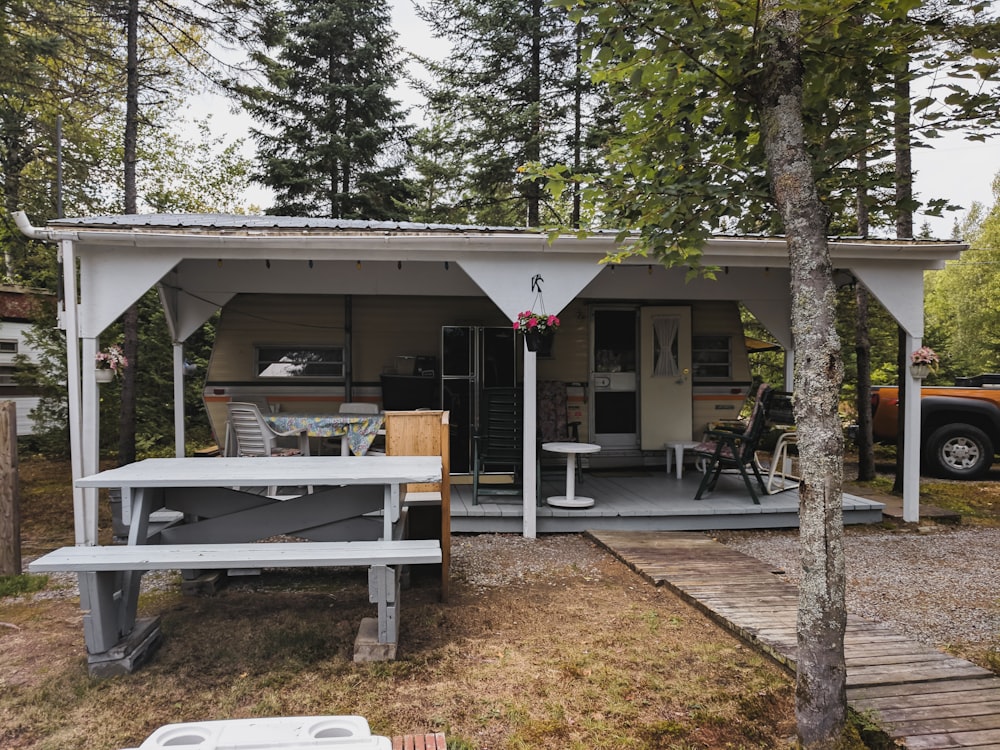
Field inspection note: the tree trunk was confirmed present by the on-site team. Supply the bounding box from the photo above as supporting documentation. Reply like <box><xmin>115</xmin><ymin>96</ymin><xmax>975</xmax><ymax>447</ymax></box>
<box><xmin>571</xmin><ymin>21</ymin><xmax>583</xmax><ymax>229</ymax></box>
<box><xmin>855</xmin><ymin>147</ymin><xmax>875</xmax><ymax>481</ymax></box>
<box><xmin>757</xmin><ymin>2</ymin><xmax>847</xmax><ymax>745</ymax></box>
<box><xmin>525</xmin><ymin>0</ymin><xmax>542</xmax><ymax>227</ymax></box>
<box><xmin>118</xmin><ymin>0</ymin><xmax>140</xmax><ymax>466</ymax></box>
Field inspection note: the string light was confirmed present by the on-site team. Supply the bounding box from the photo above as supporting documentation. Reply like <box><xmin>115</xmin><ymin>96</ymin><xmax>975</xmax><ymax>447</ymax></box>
<box><xmin>444</xmin><ymin>261</ymin><xmax>449</xmax><ymax>270</ymax></box>
<box><xmin>308</xmin><ymin>260</ymin><xmax>314</xmax><ymax>268</ymax></box>
<box><xmin>397</xmin><ymin>261</ymin><xmax>402</xmax><ymax>270</ymax></box>
<box><xmin>648</xmin><ymin>264</ymin><xmax>653</xmax><ymax>275</ymax></box>
<box><xmin>356</xmin><ymin>260</ymin><xmax>362</xmax><ymax>270</ymax></box>
<box><xmin>265</xmin><ymin>259</ymin><xmax>270</xmax><ymax>269</ymax></box>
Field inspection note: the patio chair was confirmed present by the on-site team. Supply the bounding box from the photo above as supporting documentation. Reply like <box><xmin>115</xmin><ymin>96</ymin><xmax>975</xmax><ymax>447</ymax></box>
<box><xmin>693</xmin><ymin>384</ymin><xmax>773</xmax><ymax>504</ymax></box>
<box><xmin>537</xmin><ymin>380</ymin><xmax>582</xmax><ymax>482</ymax></box>
<box><xmin>472</xmin><ymin>387</ymin><xmax>541</xmax><ymax>505</ymax></box>
<box><xmin>225</xmin><ymin>401</ymin><xmax>311</xmax><ymax>495</ymax></box>
<box><xmin>761</xmin><ymin>391</ymin><xmax>799</xmax><ymax>493</ymax></box>
<box><xmin>225</xmin><ymin>401</ymin><xmax>311</xmax><ymax>457</ymax></box>
<box><xmin>537</xmin><ymin>380</ymin><xmax>580</xmax><ymax>443</ymax></box>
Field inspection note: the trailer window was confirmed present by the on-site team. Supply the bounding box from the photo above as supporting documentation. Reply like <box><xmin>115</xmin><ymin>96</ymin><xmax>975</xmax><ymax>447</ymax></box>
<box><xmin>692</xmin><ymin>335</ymin><xmax>731</xmax><ymax>379</ymax></box>
<box><xmin>255</xmin><ymin>346</ymin><xmax>344</xmax><ymax>380</ymax></box>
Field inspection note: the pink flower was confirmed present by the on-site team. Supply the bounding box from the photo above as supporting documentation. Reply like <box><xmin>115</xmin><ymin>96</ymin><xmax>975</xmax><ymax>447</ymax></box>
<box><xmin>513</xmin><ymin>309</ymin><xmax>560</xmax><ymax>334</ymax></box>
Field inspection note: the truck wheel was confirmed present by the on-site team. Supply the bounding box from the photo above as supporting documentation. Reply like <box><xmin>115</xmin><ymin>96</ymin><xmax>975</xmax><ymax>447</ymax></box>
<box><xmin>923</xmin><ymin>424</ymin><xmax>994</xmax><ymax>479</ymax></box>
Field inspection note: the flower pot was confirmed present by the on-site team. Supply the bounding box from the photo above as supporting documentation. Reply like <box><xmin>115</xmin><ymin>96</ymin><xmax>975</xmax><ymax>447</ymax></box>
<box><xmin>523</xmin><ymin>331</ymin><xmax>548</xmax><ymax>352</ymax></box>
<box><xmin>910</xmin><ymin>363</ymin><xmax>930</xmax><ymax>379</ymax></box>
<box><xmin>95</xmin><ymin>368</ymin><xmax>115</xmax><ymax>383</ymax></box>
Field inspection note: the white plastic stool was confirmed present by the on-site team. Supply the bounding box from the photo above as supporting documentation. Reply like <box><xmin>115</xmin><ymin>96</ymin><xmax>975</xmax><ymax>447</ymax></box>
<box><xmin>664</xmin><ymin>440</ymin><xmax>701</xmax><ymax>479</ymax></box>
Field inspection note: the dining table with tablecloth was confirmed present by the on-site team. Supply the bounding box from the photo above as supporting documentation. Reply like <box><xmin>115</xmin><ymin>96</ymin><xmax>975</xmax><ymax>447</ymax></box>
<box><xmin>264</xmin><ymin>412</ymin><xmax>384</xmax><ymax>456</ymax></box>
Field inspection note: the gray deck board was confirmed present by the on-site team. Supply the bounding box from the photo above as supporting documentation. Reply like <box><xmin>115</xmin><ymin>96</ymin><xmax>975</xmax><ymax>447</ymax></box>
<box><xmin>587</xmin><ymin>530</ymin><xmax>1000</xmax><ymax>748</ymax></box>
<box><xmin>449</xmin><ymin>470</ymin><xmax>883</xmax><ymax>532</ymax></box>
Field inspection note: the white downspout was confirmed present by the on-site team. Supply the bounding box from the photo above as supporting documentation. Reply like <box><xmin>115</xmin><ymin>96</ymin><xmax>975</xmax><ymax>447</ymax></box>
<box><xmin>523</xmin><ymin>346</ymin><xmax>537</xmax><ymax>539</ymax></box>
<box><xmin>173</xmin><ymin>342</ymin><xmax>185</xmax><ymax>457</ymax></box>
<box><xmin>903</xmin><ymin>334</ymin><xmax>922</xmax><ymax>523</ymax></box>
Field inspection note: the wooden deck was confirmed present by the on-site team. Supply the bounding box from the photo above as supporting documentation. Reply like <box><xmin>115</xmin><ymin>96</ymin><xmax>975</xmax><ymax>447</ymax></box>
<box><xmin>450</xmin><ymin>468</ymin><xmax>884</xmax><ymax>533</ymax></box>
<box><xmin>587</xmin><ymin>530</ymin><xmax>1000</xmax><ymax>748</ymax></box>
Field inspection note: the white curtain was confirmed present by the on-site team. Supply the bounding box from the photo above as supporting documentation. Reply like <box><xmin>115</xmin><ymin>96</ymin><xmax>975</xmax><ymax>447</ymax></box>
<box><xmin>653</xmin><ymin>316</ymin><xmax>679</xmax><ymax>377</ymax></box>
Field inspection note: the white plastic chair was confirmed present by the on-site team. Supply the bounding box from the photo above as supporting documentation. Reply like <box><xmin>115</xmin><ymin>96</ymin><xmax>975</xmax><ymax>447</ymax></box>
<box><xmin>224</xmin><ymin>402</ymin><xmax>311</xmax><ymax>495</ymax></box>
<box><xmin>225</xmin><ymin>402</ymin><xmax>311</xmax><ymax>457</ymax></box>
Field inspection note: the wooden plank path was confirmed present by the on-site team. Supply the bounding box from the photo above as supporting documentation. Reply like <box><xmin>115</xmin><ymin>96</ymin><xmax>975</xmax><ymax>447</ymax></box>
<box><xmin>587</xmin><ymin>530</ymin><xmax>1000</xmax><ymax>749</ymax></box>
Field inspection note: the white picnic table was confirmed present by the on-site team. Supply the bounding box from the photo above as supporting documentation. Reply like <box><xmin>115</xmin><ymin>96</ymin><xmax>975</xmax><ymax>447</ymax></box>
<box><xmin>32</xmin><ymin>455</ymin><xmax>443</xmax><ymax>673</ymax></box>
<box><xmin>80</xmin><ymin>456</ymin><xmax>439</xmax><ymax>540</ymax></box>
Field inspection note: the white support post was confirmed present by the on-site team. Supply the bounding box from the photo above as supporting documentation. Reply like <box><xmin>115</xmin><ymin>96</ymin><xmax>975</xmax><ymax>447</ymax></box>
<box><xmin>903</xmin><ymin>334</ymin><xmax>922</xmax><ymax>523</ymax></box>
<box><xmin>522</xmin><ymin>346</ymin><xmax>537</xmax><ymax>539</ymax></box>
<box><xmin>81</xmin><ymin>337</ymin><xmax>100</xmax><ymax>545</ymax></box>
<box><xmin>61</xmin><ymin>240</ymin><xmax>89</xmax><ymax>546</ymax></box>
<box><xmin>784</xmin><ymin>349</ymin><xmax>795</xmax><ymax>393</ymax></box>
<box><xmin>173</xmin><ymin>342</ymin><xmax>185</xmax><ymax>457</ymax></box>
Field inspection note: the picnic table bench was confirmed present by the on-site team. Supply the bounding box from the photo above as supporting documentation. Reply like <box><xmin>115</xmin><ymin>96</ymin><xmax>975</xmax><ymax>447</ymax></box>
<box><xmin>31</xmin><ymin>456</ymin><xmax>443</xmax><ymax>676</ymax></box>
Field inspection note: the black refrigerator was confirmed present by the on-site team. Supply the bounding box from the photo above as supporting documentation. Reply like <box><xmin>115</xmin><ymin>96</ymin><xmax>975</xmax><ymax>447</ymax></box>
<box><xmin>441</xmin><ymin>326</ymin><xmax>518</xmax><ymax>473</ymax></box>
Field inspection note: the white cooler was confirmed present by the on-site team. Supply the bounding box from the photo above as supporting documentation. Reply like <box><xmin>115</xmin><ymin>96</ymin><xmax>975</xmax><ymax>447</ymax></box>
<box><xmin>124</xmin><ymin>716</ymin><xmax>391</xmax><ymax>750</ymax></box>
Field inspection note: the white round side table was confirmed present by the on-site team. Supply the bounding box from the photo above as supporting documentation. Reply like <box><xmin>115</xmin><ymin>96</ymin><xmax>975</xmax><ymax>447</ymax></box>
<box><xmin>542</xmin><ymin>441</ymin><xmax>602</xmax><ymax>508</ymax></box>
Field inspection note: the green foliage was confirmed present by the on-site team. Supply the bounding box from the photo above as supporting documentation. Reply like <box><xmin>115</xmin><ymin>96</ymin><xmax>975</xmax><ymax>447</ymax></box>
<box><xmin>139</xmin><ymin>120</ymin><xmax>255</xmax><ymax>214</ymax></box>
<box><xmin>527</xmin><ymin>0</ymin><xmax>999</xmax><ymax>267</ymax></box>
<box><xmin>836</xmin><ymin>287</ymin><xmax>901</xmax><ymax>399</ymax></box>
<box><xmin>416</xmin><ymin>0</ymin><xmax>604</xmax><ymax>226</ymax></box>
<box><xmin>405</xmin><ymin>117</ymin><xmax>471</xmax><ymax>223</ymax></box>
<box><xmin>925</xmin><ymin>174</ymin><xmax>1000</xmax><ymax>377</ymax></box>
<box><xmin>241</xmin><ymin>0</ymin><xmax>415</xmax><ymax>219</ymax></box>
<box><xmin>0</xmin><ymin>574</ymin><xmax>48</xmax><ymax>598</ymax></box>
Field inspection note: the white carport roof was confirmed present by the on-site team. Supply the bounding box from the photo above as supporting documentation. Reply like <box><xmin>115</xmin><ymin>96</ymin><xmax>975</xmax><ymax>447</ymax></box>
<box><xmin>14</xmin><ymin>212</ymin><xmax>966</xmax><ymax>537</ymax></box>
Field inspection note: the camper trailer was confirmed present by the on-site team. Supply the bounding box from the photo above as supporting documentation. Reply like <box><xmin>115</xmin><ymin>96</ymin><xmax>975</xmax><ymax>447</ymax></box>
<box><xmin>202</xmin><ymin>293</ymin><xmax>759</xmax><ymax>471</ymax></box>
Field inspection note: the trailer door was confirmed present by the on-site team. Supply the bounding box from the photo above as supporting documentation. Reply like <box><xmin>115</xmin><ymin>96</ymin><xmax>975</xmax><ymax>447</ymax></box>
<box><xmin>639</xmin><ymin>306</ymin><xmax>693</xmax><ymax>449</ymax></box>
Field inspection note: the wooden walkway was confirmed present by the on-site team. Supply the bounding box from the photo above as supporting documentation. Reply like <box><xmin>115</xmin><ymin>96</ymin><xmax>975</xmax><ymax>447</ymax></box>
<box><xmin>587</xmin><ymin>530</ymin><xmax>1000</xmax><ymax>749</ymax></box>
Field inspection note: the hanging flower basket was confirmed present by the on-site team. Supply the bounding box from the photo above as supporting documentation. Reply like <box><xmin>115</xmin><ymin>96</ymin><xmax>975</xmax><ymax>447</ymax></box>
<box><xmin>909</xmin><ymin>346</ymin><xmax>938</xmax><ymax>379</ymax></box>
<box><xmin>95</xmin><ymin>344</ymin><xmax>128</xmax><ymax>382</ymax></box>
<box><xmin>513</xmin><ymin>310</ymin><xmax>560</xmax><ymax>352</ymax></box>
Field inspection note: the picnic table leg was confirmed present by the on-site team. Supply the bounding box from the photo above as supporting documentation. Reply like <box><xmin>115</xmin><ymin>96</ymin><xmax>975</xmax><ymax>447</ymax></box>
<box><xmin>79</xmin><ymin>570</ymin><xmax>124</xmax><ymax>654</ymax></box>
<box><xmin>383</xmin><ymin>483</ymin><xmax>402</xmax><ymax>540</ymax></box>
<box><xmin>120</xmin><ymin>486</ymin><xmax>160</xmax><ymax>629</ymax></box>
<box><xmin>368</xmin><ymin>564</ymin><xmax>400</xmax><ymax>644</ymax></box>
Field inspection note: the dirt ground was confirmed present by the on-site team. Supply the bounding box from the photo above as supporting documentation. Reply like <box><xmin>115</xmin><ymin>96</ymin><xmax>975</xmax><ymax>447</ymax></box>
<box><xmin>3</xmin><ymin>458</ymin><xmax>802</xmax><ymax>749</ymax></box>
<box><xmin>5</xmin><ymin>454</ymin><xmax>997</xmax><ymax>749</ymax></box>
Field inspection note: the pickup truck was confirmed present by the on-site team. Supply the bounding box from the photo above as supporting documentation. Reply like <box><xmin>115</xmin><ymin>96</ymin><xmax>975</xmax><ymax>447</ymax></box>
<box><xmin>870</xmin><ymin>374</ymin><xmax>1000</xmax><ymax>480</ymax></box>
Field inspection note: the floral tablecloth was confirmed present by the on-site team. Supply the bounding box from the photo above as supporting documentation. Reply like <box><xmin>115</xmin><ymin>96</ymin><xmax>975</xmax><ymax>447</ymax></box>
<box><xmin>264</xmin><ymin>413</ymin><xmax>384</xmax><ymax>456</ymax></box>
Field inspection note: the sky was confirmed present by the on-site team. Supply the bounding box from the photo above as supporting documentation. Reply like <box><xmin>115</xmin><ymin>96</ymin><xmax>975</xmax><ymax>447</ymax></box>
<box><xmin>183</xmin><ymin>0</ymin><xmax>1000</xmax><ymax>240</ymax></box>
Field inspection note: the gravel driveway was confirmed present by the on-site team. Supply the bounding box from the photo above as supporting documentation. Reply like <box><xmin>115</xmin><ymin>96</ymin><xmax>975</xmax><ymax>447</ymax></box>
<box><xmin>720</xmin><ymin>526</ymin><xmax>1000</xmax><ymax>650</ymax></box>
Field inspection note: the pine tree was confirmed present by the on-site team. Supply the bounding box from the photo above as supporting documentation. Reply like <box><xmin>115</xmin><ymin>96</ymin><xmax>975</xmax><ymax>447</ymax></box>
<box><xmin>243</xmin><ymin>0</ymin><xmax>414</xmax><ymax>219</ymax></box>
<box><xmin>417</xmin><ymin>0</ymin><xmax>595</xmax><ymax>226</ymax></box>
